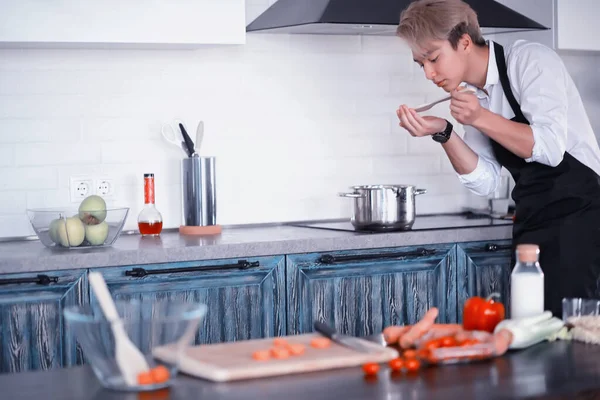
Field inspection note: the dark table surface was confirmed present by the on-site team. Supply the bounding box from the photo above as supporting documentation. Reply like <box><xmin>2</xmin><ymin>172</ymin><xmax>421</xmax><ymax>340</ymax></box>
<box><xmin>2</xmin><ymin>341</ymin><xmax>600</xmax><ymax>400</ymax></box>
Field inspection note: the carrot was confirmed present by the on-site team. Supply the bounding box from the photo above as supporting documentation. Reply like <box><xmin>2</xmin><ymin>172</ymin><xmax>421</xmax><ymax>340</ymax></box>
<box><xmin>150</xmin><ymin>365</ymin><xmax>170</xmax><ymax>384</ymax></box>
<box><xmin>400</xmin><ymin>308</ymin><xmax>439</xmax><ymax>349</ymax></box>
<box><xmin>287</xmin><ymin>343</ymin><xmax>306</xmax><ymax>355</ymax></box>
<box><xmin>137</xmin><ymin>371</ymin><xmax>153</xmax><ymax>385</ymax></box>
<box><xmin>252</xmin><ymin>350</ymin><xmax>271</xmax><ymax>361</ymax></box>
<box><xmin>310</xmin><ymin>337</ymin><xmax>332</xmax><ymax>349</ymax></box>
<box><xmin>270</xmin><ymin>347</ymin><xmax>291</xmax><ymax>359</ymax></box>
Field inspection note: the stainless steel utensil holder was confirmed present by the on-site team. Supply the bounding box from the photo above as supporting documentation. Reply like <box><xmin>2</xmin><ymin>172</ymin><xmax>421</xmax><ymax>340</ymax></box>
<box><xmin>182</xmin><ymin>156</ymin><xmax>216</xmax><ymax>226</ymax></box>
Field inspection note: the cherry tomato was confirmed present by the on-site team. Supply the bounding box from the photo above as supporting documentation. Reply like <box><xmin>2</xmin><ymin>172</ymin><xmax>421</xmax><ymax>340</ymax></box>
<box><xmin>462</xmin><ymin>294</ymin><xmax>505</xmax><ymax>333</ymax></box>
<box><xmin>403</xmin><ymin>349</ymin><xmax>417</xmax><ymax>359</ymax></box>
<box><xmin>388</xmin><ymin>358</ymin><xmax>404</xmax><ymax>371</ymax></box>
<box><xmin>424</xmin><ymin>338</ymin><xmax>442</xmax><ymax>351</ymax></box>
<box><xmin>362</xmin><ymin>362</ymin><xmax>380</xmax><ymax>375</ymax></box>
<box><xmin>405</xmin><ymin>358</ymin><xmax>421</xmax><ymax>372</ymax></box>
<box><xmin>440</xmin><ymin>335</ymin><xmax>458</xmax><ymax>347</ymax></box>
<box><xmin>416</xmin><ymin>348</ymin><xmax>431</xmax><ymax>360</ymax></box>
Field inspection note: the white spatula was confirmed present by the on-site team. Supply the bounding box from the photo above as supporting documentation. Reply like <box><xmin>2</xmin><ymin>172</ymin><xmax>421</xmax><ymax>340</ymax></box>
<box><xmin>88</xmin><ymin>271</ymin><xmax>150</xmax><ymax>387</ymax></box>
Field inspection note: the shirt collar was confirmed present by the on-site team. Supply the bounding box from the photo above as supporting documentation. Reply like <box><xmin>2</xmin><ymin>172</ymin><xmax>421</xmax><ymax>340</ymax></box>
<box><xmin>460</xmin><ymin>40</ymin><xmax>499</xmax><ymax>96</ymax></box>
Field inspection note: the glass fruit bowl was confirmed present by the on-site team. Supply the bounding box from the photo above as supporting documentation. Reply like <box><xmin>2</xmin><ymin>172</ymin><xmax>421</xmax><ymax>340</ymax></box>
<box><xmin>63</xmin><ymin>299</ymin><xmax>207</xmax><ymax>392</ymax></box>
<box><xmin>26</xmin><ymin>206</ymin><xmax>129</xmax><ymax>249</ymax></box>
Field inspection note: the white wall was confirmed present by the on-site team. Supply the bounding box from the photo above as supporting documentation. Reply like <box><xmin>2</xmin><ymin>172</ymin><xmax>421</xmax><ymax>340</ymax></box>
<box><xmin>2</xmin><ymin>0</ymin><xmax>579</xmax><ymax>238</ymax></box>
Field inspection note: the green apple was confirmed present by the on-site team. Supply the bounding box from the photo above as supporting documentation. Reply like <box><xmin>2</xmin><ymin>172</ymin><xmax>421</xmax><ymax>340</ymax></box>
<box><xmin>78</xmin><ymin>195</ymin><xmax>107</xmax><ymax>225</ymax></box>
<box><xmin>85</xmin><ymin>221</ymin><xmax>109</xmax><ymax>245</ymax></box>
<box><xmin>48</xmin><ymin>218</ymin><xmax>62</xmax><ymax>244</ymax></box>
<box><xmin>56</xmin><ymin>217</ymin><xmax>85</xmax><ymax>247</ymax></box>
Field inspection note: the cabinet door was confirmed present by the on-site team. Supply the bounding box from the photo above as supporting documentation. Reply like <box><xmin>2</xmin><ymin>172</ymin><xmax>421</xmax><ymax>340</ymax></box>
<box><xmin>456</xmin><ymin>241</ymin><xmax>513</xmax><ymax>321</ymax></box>
<box><xmin>0</xmin><ymin>270</ymin><xmax>87</xmax><ymax>373</ymax></box>
<box><xmin>93</xmin><ymin>256</ymin><xmax>285</xmax><ymax>349</ymax></box>
<box><xmin>287</xmin><ymin>244</ymin><xmax>456</xmax><ymax>337</ymax></box>
<box><xmin>0</xmin><ymin>0</ymin><xmax>246</xmax><ymax>47</ymax></box>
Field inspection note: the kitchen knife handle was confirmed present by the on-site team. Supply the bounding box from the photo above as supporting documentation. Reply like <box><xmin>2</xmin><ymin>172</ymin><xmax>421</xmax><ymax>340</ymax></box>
<box><xmin>313</xmin><ymin>321</ymin><xmax>337</xmax><ymax>339</ymax></box>
<box><xmin>178</xmin><ymin>123</ymin><xmax>196</xmax><ymax>157</ymax></box>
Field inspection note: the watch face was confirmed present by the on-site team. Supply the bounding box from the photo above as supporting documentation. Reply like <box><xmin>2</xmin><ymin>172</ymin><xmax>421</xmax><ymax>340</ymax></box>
<box><xmin>432</xmin><ymin>133</ymin><xmax>447</xmax><ymax>143</ymax></box>
<box><xmin>432</xmin><ymin>120</ymin><xmax>452</xmax><ymax>143</ymax></box>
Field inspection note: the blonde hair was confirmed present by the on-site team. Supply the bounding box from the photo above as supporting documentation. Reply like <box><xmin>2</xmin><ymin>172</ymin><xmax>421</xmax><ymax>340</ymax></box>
<box><xmin>397</xmin><ymin>0</ymin><xmax>486</xmax><ymax>50</ymax></box>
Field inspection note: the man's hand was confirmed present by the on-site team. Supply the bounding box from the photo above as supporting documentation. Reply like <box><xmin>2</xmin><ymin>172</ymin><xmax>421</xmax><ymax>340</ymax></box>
<box><xmin>396</xmin><ymin>105</ymin><xmax>447</xmax><ymax>137</ymax></box>
<box><xmin>450</xmin><ymin>88</ymin><xmax>484</xmax><ymax>126</ymax></box>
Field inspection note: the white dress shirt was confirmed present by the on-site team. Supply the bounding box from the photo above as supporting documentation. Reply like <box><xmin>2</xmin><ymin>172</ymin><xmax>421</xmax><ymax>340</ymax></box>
<box><xmin>457</xmin><ymin>39</ymin><xmax>600</xmax><ymax>196</ymax></box>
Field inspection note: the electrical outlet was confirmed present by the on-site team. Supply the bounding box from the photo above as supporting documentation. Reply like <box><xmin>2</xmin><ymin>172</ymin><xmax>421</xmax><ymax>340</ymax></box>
<box><xmin>95</xmin><ymin>177</ymin><xmax>115</xmax><ymax>199</ymax></box>
<box><xmin>70</xmin><ymin>176</ymin><xmax>94</xmax><ymax>203</ymax></box>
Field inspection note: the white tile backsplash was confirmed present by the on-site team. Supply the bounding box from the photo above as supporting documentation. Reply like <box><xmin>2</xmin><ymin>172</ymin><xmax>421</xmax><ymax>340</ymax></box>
<box><xmin>9</xmin><ymin>2</ymin><xmax>596</xmax><ymax>238</ymax></box>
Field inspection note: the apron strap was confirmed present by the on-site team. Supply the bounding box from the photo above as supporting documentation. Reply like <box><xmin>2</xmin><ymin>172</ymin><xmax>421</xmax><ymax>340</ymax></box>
<box><xmin>493</xmin><ymin>42</ymin><xmax>529</xmax><ymax>124</ymax></box>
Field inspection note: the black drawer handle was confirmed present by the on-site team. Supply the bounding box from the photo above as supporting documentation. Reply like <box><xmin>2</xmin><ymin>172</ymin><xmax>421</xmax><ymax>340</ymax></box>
<box><xmin>318</xmin><ymin>248</ymin><xmax>436</xmax><ymax>265</ymax></box>
<box><xmin>124</xmin><ymin>260</ymin><xmax>260</xmax><ymax>278</ymax></box>
<box><xmin>485</xmin><ymin>243</ymin><xmax>513</xmax><ymax>252</ymax></box>
<box><xmin>0</xmin><ymin>274</ymin><xmax>59</xmax><ymax>286</ymax></box>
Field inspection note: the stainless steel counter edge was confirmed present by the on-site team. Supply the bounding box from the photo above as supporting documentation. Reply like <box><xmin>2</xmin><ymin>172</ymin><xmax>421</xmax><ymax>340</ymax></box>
<box><xmin>0</xmin><ymin>219</ymin><xmax>512</xmax><ymax>275</ymax></box>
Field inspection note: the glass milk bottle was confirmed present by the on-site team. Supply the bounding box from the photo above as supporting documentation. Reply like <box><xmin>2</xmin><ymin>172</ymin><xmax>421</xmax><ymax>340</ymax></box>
<box><xmin>510</xmin><ymin>244</ymin><xmax>545</xmax><ymax>319</ymax></box>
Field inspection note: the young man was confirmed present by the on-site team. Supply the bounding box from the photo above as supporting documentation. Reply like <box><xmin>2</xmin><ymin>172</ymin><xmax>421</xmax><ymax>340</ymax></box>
<box><xmin>395</xmin><ymin>0</ymin><xmax>600</xmax><ymax>317</ymax></box>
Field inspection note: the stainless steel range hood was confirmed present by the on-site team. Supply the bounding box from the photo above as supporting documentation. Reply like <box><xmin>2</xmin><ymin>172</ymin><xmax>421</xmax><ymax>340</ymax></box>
<box><xmin>246</xmin><ymin>0</ymin><xmax>548</xmax><ymax>36</ymax></box>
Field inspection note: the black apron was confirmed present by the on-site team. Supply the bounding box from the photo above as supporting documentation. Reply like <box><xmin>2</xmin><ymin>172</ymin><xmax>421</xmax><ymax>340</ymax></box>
<box><xmin>491</xmin><ymin>42</ymin><xmax>600</xmax><ymax>317</ymax></box>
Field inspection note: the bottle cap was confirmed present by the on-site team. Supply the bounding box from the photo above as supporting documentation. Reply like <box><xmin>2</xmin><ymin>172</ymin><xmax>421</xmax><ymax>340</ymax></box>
<box><xmin>144</xmin><ymin>173</ymin><xmax>154</xmax><ymax>178</ymax></box>
<box><xmin>516</xmin><ymin>244</ymin><xmax>539</xmax><ymax>262</ymax></box>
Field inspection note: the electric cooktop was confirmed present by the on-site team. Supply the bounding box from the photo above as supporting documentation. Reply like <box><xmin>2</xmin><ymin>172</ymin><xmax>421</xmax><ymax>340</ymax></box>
<box><xmin>289</xmin><ymin>212</ymin><xmax>513</xmax><ymax>234</ymax></box>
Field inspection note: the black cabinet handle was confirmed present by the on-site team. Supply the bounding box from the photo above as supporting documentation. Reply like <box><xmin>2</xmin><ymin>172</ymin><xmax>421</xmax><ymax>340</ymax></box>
<box><xmin>0</xmin><ymin>274</ymin><xmax>58</xmax><ymax>286</ymax></box>
<box><xmin>485</xmin><ymin>243</ymin><xmax>513</xmax><ymax>252</ymax></box>
<box><xmin>318</xmin><ymin>248</ymin><xmax>436</xmax><ymax>265</ymax></box>
<box><xmin>124</xmin><ymin>260</ymin><xmax>260</xmax><ymax>278</ymax></box>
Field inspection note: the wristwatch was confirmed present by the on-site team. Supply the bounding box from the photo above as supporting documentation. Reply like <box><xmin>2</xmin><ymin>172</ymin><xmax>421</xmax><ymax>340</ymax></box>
<box><xmin>432</xmin><ymin>120</ymin><xmax>453</xmax><ymax>144</ymax></box>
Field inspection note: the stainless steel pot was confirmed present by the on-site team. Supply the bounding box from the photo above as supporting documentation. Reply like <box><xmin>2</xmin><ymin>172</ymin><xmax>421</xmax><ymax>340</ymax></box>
<box><xmin>338</xmin><ymin>185</ymin><xmax>427</xmax><ymax>231</ymax></box>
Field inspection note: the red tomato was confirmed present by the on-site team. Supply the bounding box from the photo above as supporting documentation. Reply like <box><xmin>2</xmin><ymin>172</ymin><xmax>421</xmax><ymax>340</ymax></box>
<box><xmin>405</xmin><ymin>358</ymin><xmax>421</xmax><ymax>372</ymax></box>
<box><xmin>462</xmin><ymin>293</ymin><xmax>505</xmax><ymax>333</ymax></box>
<box><xmin>362</xmin><ymin>362</ymin><xmax>380</xmax><ymax>375</ymax></box>
<box><xmin>388</xmin><ymin>358</ymin><xmax>404</xmax><ymax>371</ymax></box>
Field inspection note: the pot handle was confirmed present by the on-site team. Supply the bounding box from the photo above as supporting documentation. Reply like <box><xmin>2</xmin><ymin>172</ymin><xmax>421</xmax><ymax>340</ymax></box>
<box><xmin>338</xmin><ymin>192</ymin><xmax>364</xmax><ymax>198</ymax></box>
<box><xmin>415</xmin><ymin>188</ymin><xmax>427</xmax><ymax>196</ymax></box>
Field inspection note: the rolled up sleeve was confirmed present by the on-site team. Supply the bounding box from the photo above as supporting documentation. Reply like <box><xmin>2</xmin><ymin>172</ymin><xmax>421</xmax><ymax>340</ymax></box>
<box><xmin>509</xmin><ymin>44</ymin><xmax>569</xmax><ymax>167</ymax></box>
<box><xmin>457</xmin><ymin>126</ymin><xmax>503</xmax><ymax>196</ymax></box>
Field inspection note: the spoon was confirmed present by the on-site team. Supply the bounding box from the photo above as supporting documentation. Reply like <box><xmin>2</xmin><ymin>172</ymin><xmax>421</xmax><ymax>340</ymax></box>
<box><xmin>88</xmin><ymin>271</ymin><xmax>150</xmax><ymax>387</ymax></box>
<box><xmin>414</xmin><ymin>87</ymin><xmax>477</xmax><ymax>113</ymax></box>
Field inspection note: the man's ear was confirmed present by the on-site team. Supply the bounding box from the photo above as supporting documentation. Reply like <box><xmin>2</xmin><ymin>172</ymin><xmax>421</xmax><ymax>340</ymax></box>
<box><xmin>460</xmin><ymin>33</ymin><xmax>472</xmax><ymax>53</ymax></box>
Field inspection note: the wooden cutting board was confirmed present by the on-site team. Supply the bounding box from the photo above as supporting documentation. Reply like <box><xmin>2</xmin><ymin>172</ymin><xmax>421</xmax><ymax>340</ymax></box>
<box><xmin>153</xmin><ymin>333</ymin><xmax>399</xmax><ymax>382</ymax></box>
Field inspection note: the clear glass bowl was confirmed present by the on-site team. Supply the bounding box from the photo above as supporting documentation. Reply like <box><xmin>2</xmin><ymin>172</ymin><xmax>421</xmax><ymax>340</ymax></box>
<box><xmin>562</xmin><ymin>298</ymin><xmax>600</xmax><ymax>320</ymax></box>
<box><xmin>64</xmin><ymin>299</ymin><xmax>207</xmax><ymax>392</ymax></box>
<box><xmin>26</xmin><ymin>207</ymin><xmax>129</xmax><ymax>249</ymax></box>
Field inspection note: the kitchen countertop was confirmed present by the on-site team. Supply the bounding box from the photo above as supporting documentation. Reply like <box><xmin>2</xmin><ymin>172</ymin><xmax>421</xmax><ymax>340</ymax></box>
<box><xmin>1</xmin><ymin>341</ymin><xmax>599</xmax><ymax>400</ymax></box>
<box><xmin>0</xmin><ymin>214</ymin><xmax>512</xmax><ymax>275</ymax></box>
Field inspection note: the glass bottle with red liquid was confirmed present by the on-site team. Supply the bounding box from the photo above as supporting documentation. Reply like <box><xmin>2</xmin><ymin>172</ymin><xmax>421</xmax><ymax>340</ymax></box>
<box><xmin>138</xmin><ymin>173</ymin><xmax>163</xmax><ymax>236</ymax></box>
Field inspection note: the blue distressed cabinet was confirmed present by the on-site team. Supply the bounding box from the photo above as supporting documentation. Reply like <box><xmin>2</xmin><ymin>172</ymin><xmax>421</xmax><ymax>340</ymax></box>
<box><xmin>91</xmin><ymin>256</ymin><xmax>286</xmax><ymax>350</ymax></box>
<box><xmin>0</xmin><ymin>270</ymin><xmax>87</xmax><ymax>373</ymax></box>
<box><xmin>456</xmin><ymin>240</ymin><xmax>513</xmax><ymax>321</ymax></box>
<box><xmin>286</xmin><ymin>243</ymin><xmax>457</xmax><ymax>337</ymax></box>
